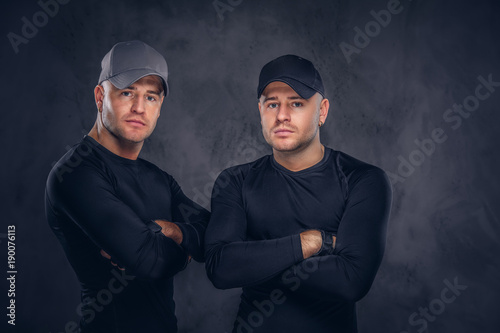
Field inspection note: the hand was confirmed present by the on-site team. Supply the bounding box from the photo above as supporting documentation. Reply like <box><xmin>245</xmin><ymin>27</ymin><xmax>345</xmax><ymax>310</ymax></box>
<box><xmin>100</xmin><ymin>250</ymin><xmax>125</xmax><ymax>270</ymax></box>
<box><xmin>154</xmin><ymin>220</ymin><xmax>192</xmax><ymax>263</ymax></box>
<box><xmin>299</xmin><ymin>230</ymin><xmax>322</xmax><ymax>259</ymax></box>
<box><xmin>154</xmin><ymin>220</ymin><xmax>183</xmax><ymax>245</ymax></box>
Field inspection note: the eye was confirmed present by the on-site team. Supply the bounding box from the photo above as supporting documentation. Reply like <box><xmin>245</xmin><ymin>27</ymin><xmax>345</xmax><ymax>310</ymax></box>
<box><xmin>121</xmin><ymin>91</ymin><xmax>132</xmax><ymax>97</ymax></box>
<box><xmin>146</xmin><ymin>96</ymin><xmax>157</xmax><ymax>102</ymax></box>
<box><xmin>267</xmin><ymin>103</ymin><xmax>278</xmax><ymax>109</ymax></box>
<box><xmin>291</xmin><ymin>102</ymin><xmax>303</xmax><ymax>107</ymax></box>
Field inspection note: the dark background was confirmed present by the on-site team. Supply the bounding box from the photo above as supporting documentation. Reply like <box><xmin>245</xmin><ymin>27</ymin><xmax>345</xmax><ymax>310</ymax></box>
<box><xmin>1</xmin><ymin>0</ymin><xmax>499</xmax><ymax>332</ymax></box>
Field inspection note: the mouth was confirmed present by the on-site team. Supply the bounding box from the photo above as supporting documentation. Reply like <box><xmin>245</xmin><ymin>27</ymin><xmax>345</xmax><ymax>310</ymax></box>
<box><xmin>273</xmin><ymin>128</ymin><xmax>294</xmax><ymax>135</ymax></box>
<box><xmin>125</xmin><ymin>119</ymin><xmax>146</xmax><ymax>127</ymax></box>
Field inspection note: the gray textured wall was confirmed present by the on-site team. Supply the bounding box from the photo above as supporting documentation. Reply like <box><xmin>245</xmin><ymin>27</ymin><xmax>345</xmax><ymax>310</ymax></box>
<box><xmin>1</xmin><ymin>0</ymin><xmax>499</xmax><ymax>332</ymax></box>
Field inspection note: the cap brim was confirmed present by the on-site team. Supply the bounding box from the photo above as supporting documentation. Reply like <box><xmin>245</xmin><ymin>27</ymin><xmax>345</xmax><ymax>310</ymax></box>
<box><xmin>258</xmin><ymin>77</ymin><xmax>317</xmax><ymax>100</ymax></box>
<box><xmin>107</xmin><ymin>69</ymin><xmax>169</xmax><ymax>96</ymax></box>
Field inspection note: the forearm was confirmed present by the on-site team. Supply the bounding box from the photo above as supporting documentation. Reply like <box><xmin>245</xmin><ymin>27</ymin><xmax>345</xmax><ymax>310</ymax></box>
<box><xmin>205</xmin><ymin>234</ymin><xmax>303</xmax><ymax>289</ymax></box>
<box><xmin>279</xmin><ymin>245</ymin><xmax>384</xmax><ymax>302</ymax></box>
<box><xmin>135</xmin><ymin>236</ymin><xmax>188</xmax><ymax>280</ymax></box>
<box><xmin>174</xmin><ymin>221</ymin><xmax>206</xmax><ymax>261</ymax></box>
<box><xmin>47</xmin><ymin>170</ymin><xmax>190</xmax><ymax>280</ymax></box>
<box><xmin>170</xmin><ymin>184</ymin><xmax>210</xmax><ymax>262</ymax></box>
<box><xmin>108</xmin><ymin>219</ymin><xmax>188</xmax><ymax>279</ymax></box>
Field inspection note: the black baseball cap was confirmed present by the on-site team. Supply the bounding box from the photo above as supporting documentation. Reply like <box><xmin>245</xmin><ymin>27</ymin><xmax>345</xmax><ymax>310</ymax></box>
<box><xmin>257</xmin><ymin>54</ymin><xmax>324</xmax><ymax>99</ymax></box>
<box><xmin>98</xmin><ymin>40</ymin><xmax>169</xmax><ymax>96</ymax></box>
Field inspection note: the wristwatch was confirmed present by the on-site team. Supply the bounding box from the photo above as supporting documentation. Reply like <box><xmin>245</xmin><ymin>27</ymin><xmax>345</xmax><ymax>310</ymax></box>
<box><xmin>316</xmin><ymin>230</ymin><xmax>336</xmax><ymax>256</ymax></box>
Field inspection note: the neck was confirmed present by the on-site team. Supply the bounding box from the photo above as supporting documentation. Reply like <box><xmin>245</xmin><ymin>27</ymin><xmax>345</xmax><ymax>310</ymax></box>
<box><xmin>273</xmin><ymin>140</ymin><xmax>325</xmax><ymax>172</ymax></box>
<box><xmin>88</xmin><ymin>123</ymin><xmax>143</xmax><ymax>160</ymax></box>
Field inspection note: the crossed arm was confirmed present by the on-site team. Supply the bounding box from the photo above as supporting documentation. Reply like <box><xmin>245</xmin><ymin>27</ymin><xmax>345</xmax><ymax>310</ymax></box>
<box><xmin>100</xmin><ymin>220</ymin><xmax>187</xmax><ymax>270</ymax></box>
<box><xmin>102</xmin><ymin>219</ymin><xmax>198</xmax><ymax>269</ymax></box>
<box><xmin>205</xmin><ymin>167</ymin><xmax>391</xmax><ymax>301</ymax></box>
<box><xmin>46</xmin><ymin>163</ymin><xmax>209</xmax><ymax>280</ymax></box>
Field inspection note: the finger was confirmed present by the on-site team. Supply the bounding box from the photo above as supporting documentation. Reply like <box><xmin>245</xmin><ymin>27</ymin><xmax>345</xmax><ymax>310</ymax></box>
<box><xmin>111</xmin><ymin>261</ymin><xmax>125</xmax><ymax>271</ymax></box>
<box><xmin>100</xmin><ymin>249</ymin><xmax>111</xmax><ymax>259</ymax></box>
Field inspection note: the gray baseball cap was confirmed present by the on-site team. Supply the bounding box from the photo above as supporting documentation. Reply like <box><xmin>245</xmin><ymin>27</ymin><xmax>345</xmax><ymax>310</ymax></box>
<box><xmin>98</xmin><ymin>40</ymin><xmax>169</xmax><ymax>96</ymax></box>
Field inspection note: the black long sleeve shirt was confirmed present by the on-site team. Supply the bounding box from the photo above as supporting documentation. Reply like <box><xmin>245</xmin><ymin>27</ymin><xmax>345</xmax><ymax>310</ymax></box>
<box><xmin>205</xmin><ymin>147</ymin><xmax>392</xmax><ymax>333</ymax></box>
<box><xmin>45</xmin><ymin>136</ymin><xmax>209</xmax><ymax>332</ymax></box>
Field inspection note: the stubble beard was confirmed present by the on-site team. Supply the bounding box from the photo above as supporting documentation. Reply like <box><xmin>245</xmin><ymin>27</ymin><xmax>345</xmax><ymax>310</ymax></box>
<box><xmin>265</xmin><ymin>123</ymin><xmax>319</xmax><ymax>154</ymax></box>
<box><xmin>103</xmin><ymin>115</ymin><xmax>155</xmax><ymax>145</ymax></box>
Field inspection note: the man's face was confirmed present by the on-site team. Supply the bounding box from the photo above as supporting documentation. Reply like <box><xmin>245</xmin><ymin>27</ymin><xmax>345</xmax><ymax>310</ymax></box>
<box><xmin>258</xmin><ymin>81</ymin><xmax>328</xmax><ymax>153</ymax></box>
<box><xmin>98</xmin><ymin>75</ymin><xmax>164</xmax><ymax>144</ymax></box>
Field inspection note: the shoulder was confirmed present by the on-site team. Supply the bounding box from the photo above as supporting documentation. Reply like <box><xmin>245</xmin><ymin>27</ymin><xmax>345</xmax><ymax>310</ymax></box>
<box><xmin>219</xmin><ymin>155</ymin><xmax>270</xmax><ymax>178</ymax></box>
<box><xmin>138</xmin><ymin>157</ymin><xmax>170</xmax><ymax>177</ymax></box>
<box><xmin>46</xmin><ymin>139</ymin><xmax>116</xmax><ymax>202</ymax></box>
<box><xmin>214</xmin><ymin>155</ymin><xmax>270</xmax><ymax>187</ymax></box>
<box><xmin>137</xmin><ymin>159</ymin><xmax>184</xmax><ymax>198</ymax></box>
<box><xmin>332</xmin><ymin>149</ymin><xmax>390</xmax><ymax>191</ymax></box>
<box><xmin>137</xmin><ymin>158</ymin><xmax>187</xmax><ymax>197</ymax></box>
<box><xmin>47</xmin><ymin>141</ymin><xmax>101</xmax><ymax>185</ymax></box>
<box><xmin>334</xmin><ymin>150</ymin><xmax>385</xmax><ymax>175</ymax></box>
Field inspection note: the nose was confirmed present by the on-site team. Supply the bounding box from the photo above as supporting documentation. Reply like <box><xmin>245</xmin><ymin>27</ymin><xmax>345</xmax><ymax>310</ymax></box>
<box><xmin>132</xmin><ymin>95</ymin><xmax>146</xmax><ymax>114</ymax></box>
<box><xmin>276</xmin><ymin>104</ymin><xmax>291</xmax><ymax>123</ymax></box>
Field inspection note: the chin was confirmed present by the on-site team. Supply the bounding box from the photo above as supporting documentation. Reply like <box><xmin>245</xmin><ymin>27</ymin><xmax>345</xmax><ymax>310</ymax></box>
<box><xmin>123</xmin><ymin>130</ymin><xmax>151</xmax><ymax>143</ymax></box>
<box><xmin>271</xmin><ymin>142</ymin><xmax>300</xmax><ymax>152</ymax></box>
<box><xmin>122</xmin><ymin>134</ymin><xmax>147</xmax><ymax>144</ymax></box>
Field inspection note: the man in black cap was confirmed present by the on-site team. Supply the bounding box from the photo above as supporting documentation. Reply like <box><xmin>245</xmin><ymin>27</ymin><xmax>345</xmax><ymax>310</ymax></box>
<box><xmin>46</xmin><ymin>40</ymin><xmax>209</xmax><ymax>332</ymax></box>
<box><xmin>205</xmin><ymin>55</ymin><xmax>392</xmax><ymax>332</ymax></box>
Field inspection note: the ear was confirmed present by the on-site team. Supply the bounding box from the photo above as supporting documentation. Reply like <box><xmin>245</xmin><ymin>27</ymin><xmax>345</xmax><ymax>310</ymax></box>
<box><xmin>94</xmin><ymin>85</ymin><xmax>104</xmax><ymax>112</ymax></box>
<box><xmin>319</xmin><ymin>97</ymin><xmax>330</xmax><ymax>125</ymax></box>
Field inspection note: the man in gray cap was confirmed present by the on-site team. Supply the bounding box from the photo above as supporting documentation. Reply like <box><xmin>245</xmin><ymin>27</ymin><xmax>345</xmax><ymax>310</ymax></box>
<box><xmin>46</xmin><ymin>40</ymin><xmax>209</xmax><ymax>332</ymax></box>
<box><xmin>205</xmin><ymin>54</ymin><xmax>392</xmax><ymax>332</ymax></box>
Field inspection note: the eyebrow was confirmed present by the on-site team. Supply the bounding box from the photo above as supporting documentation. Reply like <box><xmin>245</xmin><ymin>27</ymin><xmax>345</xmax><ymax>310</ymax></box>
<box><xmin>263</xmin><ymin>95</ymin><xmax>304</xmax><ymax>103</ymax></box>
<box><xmin>124</xmin><ymin>85</ymin><xmax>162</xmax><ymax>96</ymax></box>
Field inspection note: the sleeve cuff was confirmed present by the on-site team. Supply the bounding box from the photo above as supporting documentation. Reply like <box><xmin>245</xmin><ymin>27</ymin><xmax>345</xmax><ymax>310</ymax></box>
<box><xmin>146</xmin><ymin>219</ymin><xmax>162</xmax><ymax>233</ymax></box>
<box><xmin>291</xmin><ymin>234</ymin><xmax>304</xmax><ymax>262</ymax></box>
<box><xmin>174</xmin><ymin>222</ymin><xmax>199</xmax><ymax>251</ymax></box>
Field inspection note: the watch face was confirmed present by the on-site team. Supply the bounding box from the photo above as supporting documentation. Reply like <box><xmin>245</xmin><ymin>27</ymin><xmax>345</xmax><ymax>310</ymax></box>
<box><xmin>319</xmin><ymin>231</ymin><xmax>336</xmax><ymax>256</ymax></box>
